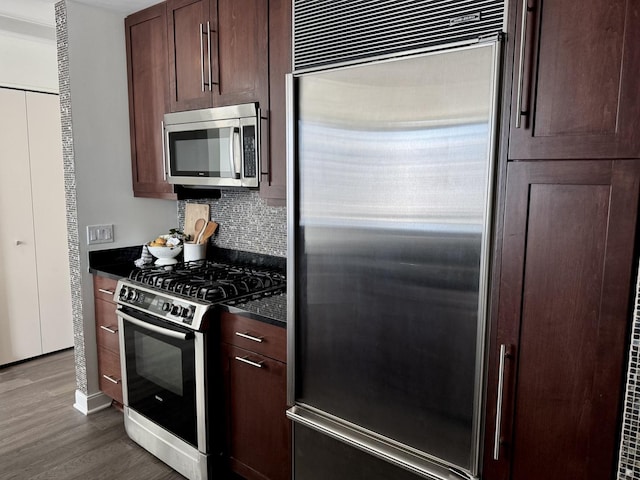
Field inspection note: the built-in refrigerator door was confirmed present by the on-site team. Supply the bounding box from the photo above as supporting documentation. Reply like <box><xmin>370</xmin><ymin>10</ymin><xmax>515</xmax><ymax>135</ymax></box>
<box><xmin>287</xmin><ymin>41</ymin><xmax>501</xmax><ymax>479</ymax></box>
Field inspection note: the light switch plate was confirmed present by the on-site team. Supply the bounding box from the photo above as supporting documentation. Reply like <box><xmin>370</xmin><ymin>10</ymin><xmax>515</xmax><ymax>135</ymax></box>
<box><xmin>87</xmin><ymin>224</ymin><xmax>114</xmax><ymax>245</ymax></box>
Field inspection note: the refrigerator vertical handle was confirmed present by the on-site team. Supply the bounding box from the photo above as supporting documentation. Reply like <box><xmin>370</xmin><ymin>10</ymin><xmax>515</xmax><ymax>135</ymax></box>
<box><xmin>515</xmin><ymin>0</ymin><xmax>534</xmax><ymax>128</ymax></box>
<box><xmin>285</xmin><ymin>73</ymin><xmax>296</xmax><ymax>407</ymax></box>
<box><xmin>493</xmin><ymin>344</ymin><xmax>509</xmax><ymax>460</ymax></box>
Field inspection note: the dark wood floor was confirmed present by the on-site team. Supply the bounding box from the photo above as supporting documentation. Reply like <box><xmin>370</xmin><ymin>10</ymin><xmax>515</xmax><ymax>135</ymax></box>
<box><xmin>0</xmin><ymin>349</ymin><xmax>185</xmax><ymax>480</ymax></box>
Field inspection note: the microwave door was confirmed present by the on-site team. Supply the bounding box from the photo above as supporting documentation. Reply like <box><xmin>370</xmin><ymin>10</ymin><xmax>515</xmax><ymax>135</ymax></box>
<box><xmin>165</xmin><ymin>120</ymin><xmax>239</xmax><ymax>187</ymax></box>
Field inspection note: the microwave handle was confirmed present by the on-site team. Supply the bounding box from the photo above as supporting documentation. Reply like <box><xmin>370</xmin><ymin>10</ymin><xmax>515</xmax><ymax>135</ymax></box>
<box><xmin>229</xmin><ymin>127</ymin><xmax>241</xmax><ymax>179</ymax></box>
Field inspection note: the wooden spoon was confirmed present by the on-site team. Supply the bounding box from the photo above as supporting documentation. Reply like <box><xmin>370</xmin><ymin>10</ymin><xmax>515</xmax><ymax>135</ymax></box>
<box><xmin>197</xmin><ymin>221</ymin><xmax>218</xmax><ymax>244</ymax></box>
<box><xmin>193</xmin><ymin>218</ymin><xmax>206</xmax><ymax>243</ymax></box>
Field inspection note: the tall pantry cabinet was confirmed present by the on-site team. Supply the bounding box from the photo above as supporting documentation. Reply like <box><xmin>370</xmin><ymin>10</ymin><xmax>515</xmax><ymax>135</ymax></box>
<box><xmin>483</xmin><ymin>0</ymin><xmax>640</xmax><ymax>478</ymax></box>
<box><xmin>0</xmin><ymin>88</ymin><xmax>73</xmax><ymax>366</ymax></box>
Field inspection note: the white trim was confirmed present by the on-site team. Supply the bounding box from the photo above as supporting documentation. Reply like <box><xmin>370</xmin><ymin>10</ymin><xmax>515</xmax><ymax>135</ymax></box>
<box><xmin>73</xmin><ymin>389</ymin><xmax>112</xmax><ymax>415</ymax></box>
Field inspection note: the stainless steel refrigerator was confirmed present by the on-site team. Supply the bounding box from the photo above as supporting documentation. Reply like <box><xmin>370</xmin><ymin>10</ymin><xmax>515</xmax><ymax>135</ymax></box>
<box><xmin>286</xmin><ymin>41</ymin><xmax>501</xmax><ymax>480</ymax></box>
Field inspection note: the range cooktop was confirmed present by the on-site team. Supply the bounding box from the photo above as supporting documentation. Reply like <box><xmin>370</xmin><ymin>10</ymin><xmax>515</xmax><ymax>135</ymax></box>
<box><xmin>115</xmin><ymin>260</ymin><xmax>285</xmax><ymax>331</ymax></box>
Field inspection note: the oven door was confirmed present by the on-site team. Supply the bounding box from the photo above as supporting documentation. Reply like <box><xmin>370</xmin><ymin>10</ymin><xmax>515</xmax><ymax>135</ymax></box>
<box><xmin>117</xmin><ymin>306</ymin><xmax>205</xmax><ymax>449</ymax></box>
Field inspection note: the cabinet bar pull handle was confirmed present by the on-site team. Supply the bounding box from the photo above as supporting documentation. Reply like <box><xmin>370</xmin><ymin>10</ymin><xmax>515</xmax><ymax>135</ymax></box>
<box><xmin>493</xmin><ymin>344</ymin><xmax>509</xmax><ymax>460</ymax></box>
<box><xmin>161</xmin><ymin>120</ymin><xmax>167</xmax><ymax>181</ymax></box>
<box><xmin>200</xmin><ymin>23</ymin><xmax>205</xmax><ymax>92</ymax></box>
<box><xmin>98</xmin><ymin>288</ymin><xmax>115</xmax><ymax>295</ymax></box>
<box><xmin>102</xmin><ymin>374</ymin><xmax>121</xmax><ymax>385</ymax></box>
<box><xmin>235</xmin><ymin>331</ymin><xmax>264</xmax><ymax>343</ymax></box>
<box><xmin>100</xmin><ymin>325</ymin><xmax>117</xmax><ymax>334</ymax></box>
<box><xmin>515</xmin><ymin>0</ymin><xmax>533</xmax><ymax>128</ymax></box>
<box><xmin>206</xmin><ymin>21</ymin><xmax>212</xmax><ymax>91</ymax></box>
<box><xmin>235</xmin><ymin>356</ymin><xmax>263</xmax><ymax>368</ymax></box>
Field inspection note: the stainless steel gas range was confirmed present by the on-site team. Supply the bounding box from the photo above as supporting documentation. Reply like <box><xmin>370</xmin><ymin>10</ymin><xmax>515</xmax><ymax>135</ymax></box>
<box><xmin>114</xmin><ymin>260</ymin><xmax>285</xmax><ymax>480</ymax></box>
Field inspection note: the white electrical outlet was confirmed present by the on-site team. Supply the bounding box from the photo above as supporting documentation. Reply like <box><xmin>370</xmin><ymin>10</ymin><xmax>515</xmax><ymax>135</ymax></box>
<box><xmin>87</xmin><ymin>224</ymin><xmax>114</xmax><ymax>245</ymax></box>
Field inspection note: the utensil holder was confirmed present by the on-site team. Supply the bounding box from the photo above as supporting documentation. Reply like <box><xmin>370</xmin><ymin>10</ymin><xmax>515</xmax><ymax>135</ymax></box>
<box><xmin>183</xmin><ymin>242</ymin><xmax>207</xmax><ymax>262</ymax></box>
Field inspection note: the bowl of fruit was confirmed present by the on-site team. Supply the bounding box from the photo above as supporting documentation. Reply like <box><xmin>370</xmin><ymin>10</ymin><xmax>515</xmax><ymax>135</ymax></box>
<box><xmin>147</xmin><ymin>231</ymin><xmax>185</xmax><ymax>266</ymax></box>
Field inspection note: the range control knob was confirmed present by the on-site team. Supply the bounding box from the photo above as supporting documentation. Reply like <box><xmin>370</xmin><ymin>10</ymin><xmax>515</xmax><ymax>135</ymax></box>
<box><xmin>161</xmin><ymin>302</ymin><xmax>172</xmax><ymax>312</ymax></box>
<box><xmin>171</xmin><ymin>305</ymin><xmax>181</xmax><ymax>316</ymax></box>
<box><xmin>127</xmin><ymin>289</ymin><xmax>139</xmax><ymax>302</ymax></box>
<box><xmin>119</xmin><ymin>287</ymin><xmax>128</xmax><ymax>299</ymax></box>
<box><xmin>180</xmin><ymin>307</ymin><xmax>192</xmax><ymax>318</ymax></box>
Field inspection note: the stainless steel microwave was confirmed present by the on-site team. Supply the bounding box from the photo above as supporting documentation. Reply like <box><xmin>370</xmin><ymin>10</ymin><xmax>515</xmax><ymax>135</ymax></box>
<box><xmin>163</xmin><ymin>103</ymin><xmax>260</xmax><ymax>188</ymax></box>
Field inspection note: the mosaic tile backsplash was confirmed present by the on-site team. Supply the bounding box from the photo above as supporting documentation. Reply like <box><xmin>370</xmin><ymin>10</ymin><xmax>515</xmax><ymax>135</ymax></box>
<box><xmin>619</xmin><ymin>269</ymin><xmax>640</xmax><ymax>479</ymax></box>
<box><xmin>177</xmin><ymin>190</ymin><xmax>287</xmax><ymax>258</ymax></box>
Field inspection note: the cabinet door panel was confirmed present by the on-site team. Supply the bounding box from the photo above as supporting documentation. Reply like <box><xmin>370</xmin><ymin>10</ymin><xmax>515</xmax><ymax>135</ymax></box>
<box><xmin>97</xmin><ymin>346</ymin><xmax>123</xmax><ymax>404</ymax></box>
<box><xmin>221</xmin><ymin>343</ymin><xmax>290</xmax><ymax>480</ymax></box>
<box><xmin>214</xmin><ymin>0</ymin><xmax>268</xmax><ymax>107</ymax></box>
<box><xmin>126</xmin><ymin>3</ymin><xmax>176</xmax><ymax>199</ymax></box>
<box><xmin>260</xmin><ymin>0</ymin><xmax>291</xmax><ymax>204</ymax></box>
<box><xmin>95</xmin><ymin>297</ymin><xmax>120</xmax><ymax>355</ymax></box>
<box><xmin>167</xmin><ymin>0</ymin><xmax>212</xmax><ymax>111</ymax></box>
<box><xmin>508</xmin><ymin>0</ymin><xmax>640</xmax><ymax>159</ymax></box>
<box><xmin>220</xmin><ymin>312</ymin><xmax>286</xmax><ymax>362</ymax></box>
<box><xmin>483</xmin><ymin>160</ymin><xmax>640</xmax><ymax>479</ymax></box>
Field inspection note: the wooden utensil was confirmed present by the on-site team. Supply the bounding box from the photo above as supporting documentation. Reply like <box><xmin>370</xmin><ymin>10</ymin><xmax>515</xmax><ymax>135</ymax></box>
<box><xmin>197</xmin><ymin>221</ymin><xmax>218</xmax><ymax>244</ymax></box>
<box><xmin>184</xmin><ymin>203</ymin><xmax>210</xmax><ymax>241</ymax></box>
<box><xmin>193</xmin><ymin>218</ymin><xmax>206</xmax><ymax>243</ymax></box>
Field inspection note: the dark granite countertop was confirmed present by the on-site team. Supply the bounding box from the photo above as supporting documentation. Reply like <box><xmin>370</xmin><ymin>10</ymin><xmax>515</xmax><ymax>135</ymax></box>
<box><xmin>218</xmin><ymin>292</ymin><xmax>287</xmax><ymax>327</ymax></box>
<box><xmin>89</xmin><ymin>245</ymin><xmax>287</xmax><ymax>325</ymax></box>
<box><xmin>88</xmin><ymin>245</ymin><xmax>142</xmax><ymax>280</ymax></box>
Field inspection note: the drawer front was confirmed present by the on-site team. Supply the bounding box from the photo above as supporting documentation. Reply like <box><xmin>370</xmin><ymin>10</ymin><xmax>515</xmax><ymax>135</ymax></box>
<box><xmin>95</xmin><ymin>297</ymin><xmax>120</xmax><ymax>354</ymax></box>
<box><xmin>93</xmin><ymin>276</ymin><xmax>118</xmax><ymax>304</ymax></box>
<box><xmin>221</xmin><ymin>312</ymin><xmax>286</xmax><ymax>363</ymax></box>
<box><xmin>97</xmin><ymin>346</ymin><xmax>123</xmax><ymax>404</ymax></box>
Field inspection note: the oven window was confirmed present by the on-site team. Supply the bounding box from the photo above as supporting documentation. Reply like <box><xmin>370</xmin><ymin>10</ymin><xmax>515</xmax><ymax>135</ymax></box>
<box><xmin>134</xmin><ymin>331</ymin><xmax>183</xmax><ymax>396</ymax></box>
<box><xmin>122</xmin><ymin>315</ymin><xmax>199</xmax><ymax>447</ymax></box>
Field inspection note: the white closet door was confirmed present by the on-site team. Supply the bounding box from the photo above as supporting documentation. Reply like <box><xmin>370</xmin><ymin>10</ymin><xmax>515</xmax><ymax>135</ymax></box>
<box><xmin>26</xmin><ymin>92</ymin><xmax>73</xmax><ymax>354</ymax></box>
<box><xmin>0</xmin><ymin>88</ymin><xmax>41</xmax><ymax>365</ymax></box>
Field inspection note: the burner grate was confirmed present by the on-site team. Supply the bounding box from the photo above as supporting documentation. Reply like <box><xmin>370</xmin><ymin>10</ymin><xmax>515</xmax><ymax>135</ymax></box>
<box><xmin>128</xmin><ymin>260</ymin><xmax>285</xmax><ymax>304</ymax></box>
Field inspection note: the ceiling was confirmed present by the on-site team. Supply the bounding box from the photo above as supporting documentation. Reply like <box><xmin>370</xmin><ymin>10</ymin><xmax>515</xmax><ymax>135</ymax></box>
<box><xmin>0</xmin><ymin>0</ymin><xmax>160</xmax><ymax>27</ymax></box>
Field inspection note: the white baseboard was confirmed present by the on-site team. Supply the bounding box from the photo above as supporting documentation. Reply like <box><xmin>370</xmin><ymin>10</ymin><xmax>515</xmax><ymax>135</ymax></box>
<box><xmin>73</xmin><ymin>389</ymin><xmax>113</xmax><ymax>415</ymax></box>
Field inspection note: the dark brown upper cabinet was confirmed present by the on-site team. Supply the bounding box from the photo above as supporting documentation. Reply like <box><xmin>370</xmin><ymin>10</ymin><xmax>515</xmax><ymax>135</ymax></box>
<box><xmin>259</xmin><ymin>0</ymin><xmax>291</xmax><ymax>205</ymax></box>
<box><xmin>508</xmin><ymin>0</ymin><xmax>640</xmax><ymax>160</ymax></box>
<box><xmin>167</xmin><ymin>0</ymin><xmax>268</xmax><ymax>113</ymax></box>
<box><xmin>125</xmin><ymin>3</ymin><xmax>176</xmax><ymax>200</ymax></box>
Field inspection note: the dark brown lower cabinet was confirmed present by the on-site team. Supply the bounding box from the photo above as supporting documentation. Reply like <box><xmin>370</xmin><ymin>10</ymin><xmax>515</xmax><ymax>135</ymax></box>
<box><xmin>483</xmin><ymin>160</ymin><xmax>640</xmax><ymax>480</ymax></box>
<box><xmin>220</xmin><ymin>324</ymin><xmax>290</xmax><ymax>480</ymax></box>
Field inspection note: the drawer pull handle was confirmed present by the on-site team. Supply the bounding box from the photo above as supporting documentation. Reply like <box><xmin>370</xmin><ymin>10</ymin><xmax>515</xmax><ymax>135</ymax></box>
<box><xmin>235</xmin><ymin>331</ymin><xmax>263</xmax><ymax>343</ymax></box>
<box><xmin>235</xmin><ymin>356</ymin><xmax>263</xmax><ymax>368</ymax></box>
<box><xmin>102</xmin><ymin>374</ymin><xmax>121</xmax><ymax>385</ymax></box>
<box><xmin>98</xmin><ymin>288</ymin><xmax>115</xmax><ymax>295</ymax></box>
<box><xmin>100</xmin><ymin>325</ymin><xmax>118</xmax><ymax>334</ymax></box>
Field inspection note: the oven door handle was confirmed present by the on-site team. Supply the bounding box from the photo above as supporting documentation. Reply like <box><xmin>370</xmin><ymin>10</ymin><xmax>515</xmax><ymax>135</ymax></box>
<box><xmin>117</xmin><ymin>310</ymin><xmax>194</xmax><ymax>341</ymax></box>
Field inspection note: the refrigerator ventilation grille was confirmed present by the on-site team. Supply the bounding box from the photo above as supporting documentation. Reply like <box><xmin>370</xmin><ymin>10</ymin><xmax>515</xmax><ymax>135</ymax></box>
<box><xmin>293</xmin><ymin>0</ymin><xmax>505</xmax><ymax>70</ymax></box>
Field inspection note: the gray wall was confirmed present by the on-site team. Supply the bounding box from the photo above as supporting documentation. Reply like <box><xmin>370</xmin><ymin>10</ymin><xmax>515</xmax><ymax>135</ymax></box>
<box><xmin>58</xmin><ymin>0</ymin><xmax>176</xmax><ymax>403</ymax></box>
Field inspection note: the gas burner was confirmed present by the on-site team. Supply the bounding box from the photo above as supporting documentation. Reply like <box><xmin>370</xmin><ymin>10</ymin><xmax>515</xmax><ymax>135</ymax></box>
<box><xmin>127</xmin><ymin>260</ymin><xmax>285</xmax><ymax>305</ymax></box>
